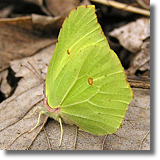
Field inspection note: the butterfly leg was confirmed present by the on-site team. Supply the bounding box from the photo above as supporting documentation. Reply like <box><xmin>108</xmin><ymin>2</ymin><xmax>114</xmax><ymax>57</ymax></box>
<box><xmin>58</xmin><ymin>117</ymin><xmax>63</xmax><ymax>147</ymax></box>
<box><xmin>73</xmin><ymin>126</ymin><xmax>78</xmax><ymax>150</ymax></box>
<box><xmin>25</xmin><ymin>107</ymin><xmax>43</xmax><ymax>119</ymax></box>
<box><xmin>29</xmin><ymin>110</ymin><xmax>44</xmax><ymax>133</ymax></box>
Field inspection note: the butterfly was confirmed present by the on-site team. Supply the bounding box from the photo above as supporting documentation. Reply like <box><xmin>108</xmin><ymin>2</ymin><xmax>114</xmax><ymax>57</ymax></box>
<box><xmin>30</xmin><ymin>5</ymin><xmax>133</xmax><ymax>146</ymax></box>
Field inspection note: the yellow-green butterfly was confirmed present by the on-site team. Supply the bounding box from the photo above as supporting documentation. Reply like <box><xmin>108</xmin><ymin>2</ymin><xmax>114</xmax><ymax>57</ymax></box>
<box><xmin>33</xmin><ymin>5</ymin><xmax>133</xmax><ymax>146</ymax></box>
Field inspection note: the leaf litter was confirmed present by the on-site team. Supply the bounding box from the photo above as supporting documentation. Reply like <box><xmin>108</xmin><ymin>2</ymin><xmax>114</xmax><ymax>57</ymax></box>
<box><xmin>0</xmin><ymin>43</ymin><xmax>150</xmax><ymax>150</ymax></box>
<box><xmin>0</xmin><ymin>0</ymin><xmax>150</xmax><ymax>150</ymax></box>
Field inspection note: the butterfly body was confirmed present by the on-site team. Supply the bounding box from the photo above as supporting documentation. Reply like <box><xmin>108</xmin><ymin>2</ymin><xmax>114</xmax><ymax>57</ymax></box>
<box><xmin>43</xmin><ymin>95</ymin><xmax>76</xmax><ymax>125</ymax></box>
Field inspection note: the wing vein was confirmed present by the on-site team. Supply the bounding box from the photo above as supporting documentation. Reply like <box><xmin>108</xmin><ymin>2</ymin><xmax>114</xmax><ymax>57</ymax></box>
<box><xmin>63</xmin><ymin>113</ymin><xmax>117</xmax><ymax>133</ymax></box>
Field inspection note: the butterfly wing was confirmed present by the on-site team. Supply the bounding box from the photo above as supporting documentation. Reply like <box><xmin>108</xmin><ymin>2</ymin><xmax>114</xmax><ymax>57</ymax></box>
<box><xmin>46</xmin><ymin>5</ymin><xmax>109</xmax><ymax>104</ymax></box>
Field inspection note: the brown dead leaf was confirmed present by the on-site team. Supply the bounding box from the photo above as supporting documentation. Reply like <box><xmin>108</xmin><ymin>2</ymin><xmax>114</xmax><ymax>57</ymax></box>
<box><xmin>0</xmin><ymin>70</ymin><xmax>11</xmax><ymax>98</ymax></box>
<box><xmin>0</xmin><ymin>5</ymin><xmax>14</xmax><ymax>18</ymax></box>
<box><xmin>45</xmin><ymin>0</ymin><xmax>80</xmax><ymax>17</ymax></box>
<box><xmin>23</xmin><ymin>0</ymin><xmax>43</xmax><ymax>6</ymax></box>
<box><xmin>32</xmin><ymin>14</ymin><xmax>64</xmax><ymax>31</ymax></box>
<box><xmin>109</xmin><ymin>18</ymin><xmax>150</xmax><ymax>53</ymax></box>
<box><xmin>0</xmin><ymin>16</ymin><xmax>57</xmax><ymax>72</ymax></box>
<box><xmin>127</xmin><ymin>38</ymin><xmax>150</xmax><ymax>75</ymax></box>
<box><xmin>137</xmin><ymin>0</ymin><xmax>150</xmax><ymax>10</ymax></box>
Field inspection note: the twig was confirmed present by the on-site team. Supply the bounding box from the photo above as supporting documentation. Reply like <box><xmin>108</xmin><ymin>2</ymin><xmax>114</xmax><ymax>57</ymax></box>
<box><xmin>90</xmin><ymin>0</ymin><xmax>150</xmax><ymax>16</ymax></box>
<box><xmin>128</xmin><ymin>80</ymin><xmax>150</xmax><ymax>89</ymax></box>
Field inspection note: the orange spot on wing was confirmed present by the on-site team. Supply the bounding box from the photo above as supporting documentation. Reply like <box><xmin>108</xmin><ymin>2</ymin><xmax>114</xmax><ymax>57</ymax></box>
<box><xmin>67</xmin><ymin>49</ymin><xmax>70</xmax><ymax>54</ymax></box>
<box><xmin>88</xmin><ymin>78</ymin><xmax>93</xmax><ymax>85</ymax></box>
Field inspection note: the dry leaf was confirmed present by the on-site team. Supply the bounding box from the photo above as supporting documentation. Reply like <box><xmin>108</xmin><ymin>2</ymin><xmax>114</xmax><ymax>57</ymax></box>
<box><xmin>23</xmin><ymin>0</ymin><xmax>43</xmax><ymax>6</ymax></box>
<box><xmin>0</xmin><ymin>5</ymin><xmax>14</xmax><ymax>18</ymax></box>
<box><xmin>127</xmin><ymin>38</ymin><xmax>150</xmax><ymax>75</ymax></box>
<box><xmin>0</xmin><ymin>16</ymin><xmax>57</xmax><ymax>71</ymax></box>
<box><xmin>45</xmin><ymin>0</ymin><xmax>80</xmax><ymax>17</ymax></box>
<box><xmin>31</xmin><ymin>14</ymin><xmax>64</xmax><ymax>31</ymax></box>
<box><xmin>0</xmin><ymin>70</ymin><xmax>12</xmax><ymax>98</ymax></box>
<box><xmin>109</xmin><ymin>18</ymin><xmax>150</xmax><ymax>53</ymax></box>
<box><xmin>137</xmin><ymin>0</ymin><xmax>150</xmax><ymax>10</ymax></box>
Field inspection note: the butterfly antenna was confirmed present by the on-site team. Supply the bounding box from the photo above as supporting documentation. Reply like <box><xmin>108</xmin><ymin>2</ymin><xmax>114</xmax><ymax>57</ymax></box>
<box><xmin>21</xmin><ymin>61</ymin><xmax>45</xmax><ymax>86</ymax></box>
